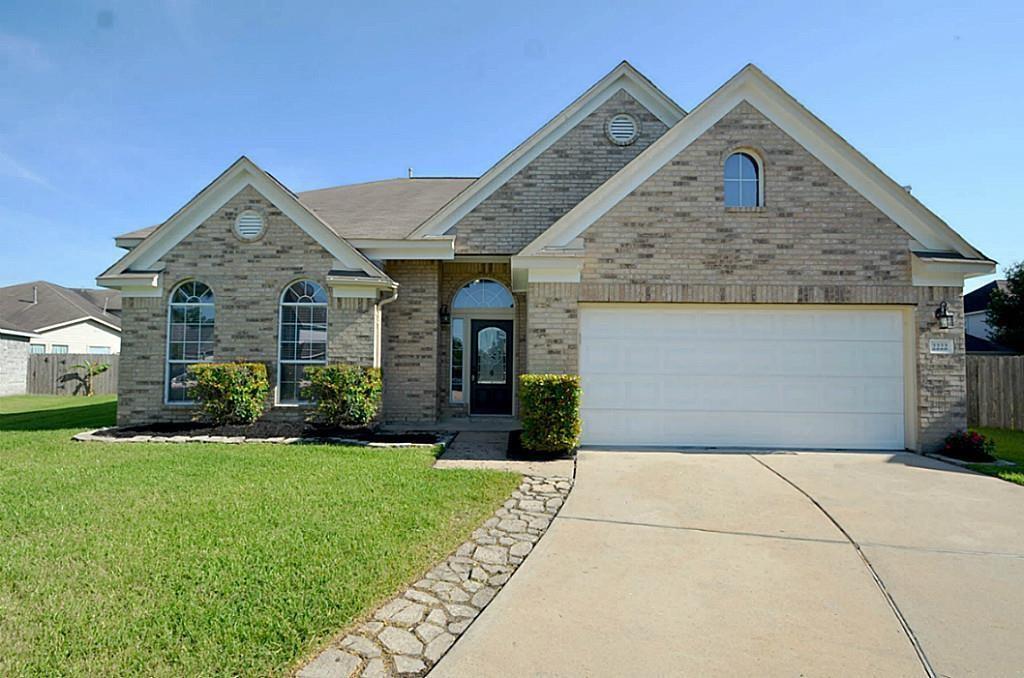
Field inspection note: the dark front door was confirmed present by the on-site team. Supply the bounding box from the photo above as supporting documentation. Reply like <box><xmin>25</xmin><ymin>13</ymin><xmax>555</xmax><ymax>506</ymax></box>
<box><xmin>470</xmin><ymin>319</ymin><xmax>513</xmax><ymax>415</ymax></box>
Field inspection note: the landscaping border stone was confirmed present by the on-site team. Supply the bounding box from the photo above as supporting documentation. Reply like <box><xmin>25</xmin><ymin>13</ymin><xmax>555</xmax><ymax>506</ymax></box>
<box><xmin>72</xmin><ymin>428</ymin><xmax>453</xmax><ymax>450</ymax></box>
<box><xmin>296</xmin><ymin>473</ymin><xmax>573</xmax><ymax>678</ymax></box>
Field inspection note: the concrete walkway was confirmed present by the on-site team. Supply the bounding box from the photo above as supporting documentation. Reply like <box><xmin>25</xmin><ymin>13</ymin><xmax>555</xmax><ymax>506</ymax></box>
<box><xmin>431</xmin><ymin>450</ymin><xmax>1024</xmax><ymax>677</ymax></box>
<box><xmin>433</xmin><ymin>432</ymin><xmax>575</xmax><ymax>478</ymax></box>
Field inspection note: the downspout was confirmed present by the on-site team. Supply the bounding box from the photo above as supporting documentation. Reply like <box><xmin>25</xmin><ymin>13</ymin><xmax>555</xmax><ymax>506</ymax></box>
<box><xmin>375</xmin><ymin>284</ymin><xmax>399</xmax><ymax>369</ymax></box>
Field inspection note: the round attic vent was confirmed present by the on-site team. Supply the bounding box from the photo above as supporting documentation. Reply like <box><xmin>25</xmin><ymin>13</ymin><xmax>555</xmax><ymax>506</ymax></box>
<box><xmin>606</xmin><ymin>113</ymin><xmax>639</xmax><ymax>145</ymax></box>
<box><xmin>234</xmin><ymin>210</ymin><xmax>265</xmax><ymax>240</ymax></box>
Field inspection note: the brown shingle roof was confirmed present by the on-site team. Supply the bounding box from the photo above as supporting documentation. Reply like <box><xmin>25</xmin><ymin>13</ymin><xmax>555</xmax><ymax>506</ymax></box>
<box><xmin>115</xmin><ymin>177</ymin><xmax>475</xmax><ymax>243</ymax></box>
<box><xmin>0</xmin><ymin>281</ymin><xmax>121</xmax><ymax>332</ymax></box>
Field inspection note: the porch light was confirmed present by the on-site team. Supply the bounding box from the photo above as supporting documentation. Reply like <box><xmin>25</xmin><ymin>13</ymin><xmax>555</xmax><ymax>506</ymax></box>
<box><xmin>934</xmin><ymin>301</ymin><xmax>954</xmax><ymax>329</ymax></box>
<box><xmin>439</xmin><ymin>304</ymin><xmax>451</xmax><ymax>325</ymax></box>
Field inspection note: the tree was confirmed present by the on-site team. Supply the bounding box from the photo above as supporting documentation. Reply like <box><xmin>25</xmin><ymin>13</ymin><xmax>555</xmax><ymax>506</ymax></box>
<box><xmin>71</xmin><ymin>360</ymin><xmax>110</xmax><ymax>397</ymax></box>
<box><xmin>987</xmin><ymin>262</ymin><xmax>1024</xmax><ymax>352</ymax></box>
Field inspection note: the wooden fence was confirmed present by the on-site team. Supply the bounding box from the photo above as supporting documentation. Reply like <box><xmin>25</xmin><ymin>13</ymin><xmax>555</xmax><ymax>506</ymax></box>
<box><xmin>27</xmin><ymin>353</ymin><xmax>119</xmax><ymax>396</ymax></box>
<box><xmin>967</xmin><ymin>355</ymin><xmax>1024</xmax><ymax>431</ymax></box>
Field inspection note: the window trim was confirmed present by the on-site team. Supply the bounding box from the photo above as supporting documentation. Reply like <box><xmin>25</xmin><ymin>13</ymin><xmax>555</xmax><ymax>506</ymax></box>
<box><xmin>276</xmin><ymin>279</ymin><xmax>329</xmax><ymax>406</ymax></box>
<box><xmin>51</xmin><ymin>344</ymin><xmax>69</xmax><ymax>354</ymax></box>
<box><xmin>164</xmin><ymin>280</ymin><xmax>216</xmax><ymax>406</ymax></box>
<box><xmin>723</xmin><ymin>149</ymin><xmax>765</xmax><ymax>208</ymax></box>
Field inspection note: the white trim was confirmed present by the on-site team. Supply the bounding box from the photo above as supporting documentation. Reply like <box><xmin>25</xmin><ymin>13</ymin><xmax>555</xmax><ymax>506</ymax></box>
<box><xmin>164</xmin><ymin>280</ymin><xmax>216</xmax><ymax>406</ymax></box>
<box><xmin>34</xmin><ymin>316</ymin><xmax>122</xmax><ymax>334</ymax></box>
<box><xmin>348</xmin><ymin>237</ymin><xmax>455</xmax><ymax>260</ymax></box>
<box><xmin>98</xmin><ymin>157</ymin><xmax>389</xmax><ymax>285</ymax></box>
<box><xmin>408</xmin><ymin>61</ymin><xmax>685</xmax><ymax>240</ymax></box>
<box><xmin>724</xmin><ymin>148</ymin><xmax>765</xmax><ymax>208</ymax></box>
<box><xmin>114</xmin><ymin>236</ymin><xmax>146</xmax><ymax>250</ymax></box>
<box><xmin>1</xmin><ymin>327</ymin><xmax>40</xmax><ymax>339</ymax></box>
<box><xmin>911</xmin><ymin>257</ymin><xmax>996</xmax><ymax>286</ymax></box>
<box><xmin>520</xmin><ymin>64</ymin><xmax>988</xmax><ymax>262</ymax></box>
<box><xmin>510</xmin><ymin>255</ymin><xmax>583</xmax><ymax>289</ymax></box>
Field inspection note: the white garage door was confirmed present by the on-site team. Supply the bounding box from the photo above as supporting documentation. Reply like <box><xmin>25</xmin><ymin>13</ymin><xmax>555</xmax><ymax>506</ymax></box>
<box><xmin>579</xmin><ymin>306</ymin><xmax>906</xmax><ymax>450</ymax></box>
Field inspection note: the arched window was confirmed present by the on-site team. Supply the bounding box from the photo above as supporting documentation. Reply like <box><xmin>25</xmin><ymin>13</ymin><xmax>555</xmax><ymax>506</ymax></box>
<box><xmin>167</xmin><ymin>280</ymin><xmax>215</xmax><ymax>403</ymax></box>
<box><xmin>724</xmin><ymin>152</ymin><xmax>761</xmax><ymax>207</ymax></box>
<box><xmin>278</xmin><ymin>280</ymin><xmax>328</xmax><ymax>403</ymax></box>
<box><xmin>453</xmin><ymin>279</ymin><xmax>514</xmax><ymax>309</ymax></box>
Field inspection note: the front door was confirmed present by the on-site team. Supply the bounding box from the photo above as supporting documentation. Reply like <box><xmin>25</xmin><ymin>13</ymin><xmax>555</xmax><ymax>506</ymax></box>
<box><xmin>470</xmin><ymin>319</ymin><xmax>513</xmax><ymax>415</ymax></box>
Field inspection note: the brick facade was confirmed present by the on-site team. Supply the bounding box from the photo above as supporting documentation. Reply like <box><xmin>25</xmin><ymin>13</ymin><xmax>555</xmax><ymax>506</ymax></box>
<box><xmin>381</xmin><ymin>261</ymin><xmax>439</xmax><ymax>424</ymax></box>
<box><xmin>453</xmin><ymin>89</ymin><xmax>669</xmax><ymax>254</ymax></box>
<box><xmin>527</xmin><ymin>102</ymin><xmax>965</xmax><ymax>451</ymax></box>
<box><xmin>117</xmin><ymin>186</ymin><xmax>377</xmax><ymax>426</ymax></box>
<box><xmin>0</xmin><ymin>334</ymin><xmax>29</xmax><ymax>396</ymax></box>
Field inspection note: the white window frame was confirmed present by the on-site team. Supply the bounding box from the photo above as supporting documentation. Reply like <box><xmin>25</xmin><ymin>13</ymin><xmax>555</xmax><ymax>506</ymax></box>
<box><xmin>88</xmin><ymin>345</ymin><xmax>112</xmax><ymax>354</ymax></box>
<box><xmin>277</xmin><ymin>280</ymin><xmax>329</xmax><ymax>406</ymax></box>
<box><xmin>165</xmin><ymin>280</ymin><xmax>215</xmax><ymax>406</ymax></box>
<box><xmin>29</xmin><ymin>344</ymin><xmax>45</xmax><ymax>354</ymax></box>
<box><xmin>724</xmin><ymin>149</ymin><xmax>764</xmax><ymax>208</ymax></box>
<box><xmin>51</xmin><ymin>344</ymin><xmax>69</xmax><ymax>354</ymax></box>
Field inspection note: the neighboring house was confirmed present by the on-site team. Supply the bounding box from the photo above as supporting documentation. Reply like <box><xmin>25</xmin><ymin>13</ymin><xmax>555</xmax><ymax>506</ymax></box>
<box><xmin>963</xmin><ymin>280</ymin><xmax>1015</xmax><ymax>353</ymax></box>
<box><xmin>98</xmin><ymin>62</ymin><xmax>995</xmax><ymax>452</ymax></box>
<box><xmin>0</xmin><ymin>281</ymin><xmax>122</xmax><ymax>354</ymax></box>
<box><xmin>0</xmin><ymin>321</ymin><xmax>37</xmax><ymax>396</ymax></box>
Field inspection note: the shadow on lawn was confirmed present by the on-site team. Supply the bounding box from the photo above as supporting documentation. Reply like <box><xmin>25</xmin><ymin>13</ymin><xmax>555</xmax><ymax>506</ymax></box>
<box><xmin>0</xmin><ymin>400</ymin><xmax>116</xmax><ymax>432</ymax></box>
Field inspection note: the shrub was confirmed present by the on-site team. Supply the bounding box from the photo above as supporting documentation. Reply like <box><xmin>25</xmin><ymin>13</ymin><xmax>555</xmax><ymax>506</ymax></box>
<box><xmin>943</xmin><ymin>430</ymin><xmax>996</xmax><ymax>462</ymax></box>
<box><xmin>188</xmin><ymin>362</ymin><xmax>269</xmax><ymax>425</ymax></box>
<box><xmin>518</xmin><ymin>374</ymin><xmax>581</xmax><ymax>455</ymax></box>
<box><xmin>303</xmin><ymin>364</ymin><xmax>383</xmax><ymax>428</ymax></box>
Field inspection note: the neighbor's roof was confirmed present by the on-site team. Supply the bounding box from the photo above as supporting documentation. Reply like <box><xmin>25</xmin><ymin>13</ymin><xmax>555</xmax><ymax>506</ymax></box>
<box><xmin>0</xmin><ymin>281</ymin><xmax>122</xmax><ymax>333</ymax></box>
<box><xmin>964</xmin><ymin>280</ymin><xmax>1008</xmax><ymax>314</ymax></box>
<box><xmin>965</xmin><ymin>332</ymin><xmax>1016</xmax><ymax>354</ymax></box>
<box><xmin>116</xmin><ymin>177</ymin><xmax>475</xmax><ymax>244</ymax></box>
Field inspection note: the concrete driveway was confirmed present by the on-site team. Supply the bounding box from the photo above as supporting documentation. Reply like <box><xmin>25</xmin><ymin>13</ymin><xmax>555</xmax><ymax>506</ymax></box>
<box><xmin>431</xmin><ymin>450</ymin><xmax>1024</xmax><ymax>677</ymax></box>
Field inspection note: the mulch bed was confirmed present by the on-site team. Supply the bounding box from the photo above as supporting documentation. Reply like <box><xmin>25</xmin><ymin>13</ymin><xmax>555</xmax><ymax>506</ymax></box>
<box><xmin>506</xmin><ymin>429</ymin><xmax>576</xmax><ymax>460</ymax></box>
<box><xmin>104</xmin><ymin>421</ymin><xmax>440</xmax><ymax>444</ymax></box>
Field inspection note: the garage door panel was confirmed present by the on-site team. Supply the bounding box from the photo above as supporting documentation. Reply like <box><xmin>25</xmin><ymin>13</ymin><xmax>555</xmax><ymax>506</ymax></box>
<box><xmin>579</xmin><ymin>306</ymin><xmax>906</xmax><ymax>450</ymax></box>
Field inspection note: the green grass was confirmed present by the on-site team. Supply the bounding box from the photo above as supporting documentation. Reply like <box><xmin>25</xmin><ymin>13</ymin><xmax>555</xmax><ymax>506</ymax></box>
<box><xmin>969</xmin><ymin>427</ymin><xmax>1024</xmax><ymax>486</ymax></box>
<box><xmin>0</xmin><ymin>395</ymin><xmax>518</xmax><ymax>676</ymax></box>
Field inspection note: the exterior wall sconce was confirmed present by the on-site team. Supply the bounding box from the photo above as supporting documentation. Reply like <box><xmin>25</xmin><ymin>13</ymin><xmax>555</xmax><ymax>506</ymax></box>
<box><xmin>439</xmin><ymin>304</ymin><xmax>451</xmax><ymax>325</ymax></box>
<box><xmin>934</xmin><ymin>301</ymin><xmax>955</xmax><ymax>329</ymax></box>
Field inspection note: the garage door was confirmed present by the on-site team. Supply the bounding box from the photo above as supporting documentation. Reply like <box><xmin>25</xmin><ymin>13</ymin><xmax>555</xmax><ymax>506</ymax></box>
<box><xmin>579</xmin><ymin>306</ymin><xmax>906</xmax><ymax>450</ymax></box>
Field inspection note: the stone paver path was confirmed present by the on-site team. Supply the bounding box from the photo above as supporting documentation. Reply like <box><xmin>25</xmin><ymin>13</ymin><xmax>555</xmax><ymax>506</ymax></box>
<box><xmin>297</xmin><ymin>473</ymin><xmax>573</xmax><ymax>677</ymax></box>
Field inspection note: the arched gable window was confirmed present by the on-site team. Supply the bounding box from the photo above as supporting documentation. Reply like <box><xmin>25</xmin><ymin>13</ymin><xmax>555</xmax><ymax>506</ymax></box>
<box><xmin>167</xmin><ymin>280</ymin><xmax>215</xmax><ymax>403</ymax></box>
<box><xmin>278</xmin><ymin>280</ymin><xmax>328</xmax><ymax>403</ymax></box>
<box><xmin>453</xmin><ymin>279</ymin><xmax>514</xmax><ymax>309</ymax></box>
<box><xmin>724</xmin><ymin>151</ymin><xmax>762</xmax><ymax>207</ymax></box>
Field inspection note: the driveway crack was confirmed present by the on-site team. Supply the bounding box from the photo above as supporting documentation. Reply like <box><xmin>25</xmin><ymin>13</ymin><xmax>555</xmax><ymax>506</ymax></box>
<box><xmin>748</xmin><ymin>454</ymin><xmax>937</xmax><ymax>678</ymax></box>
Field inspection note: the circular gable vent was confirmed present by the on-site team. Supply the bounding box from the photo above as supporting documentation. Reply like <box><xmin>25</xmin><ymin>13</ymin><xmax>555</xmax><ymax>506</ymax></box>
<box><xmin>234</xmin><ymin>210</ymin><xmax>265</xmax><ymax>240</ymax></box>
<box><xmin>606</xmin><ymin>113</ymin><xmax>639</xmax><ymax>145</ymax></box>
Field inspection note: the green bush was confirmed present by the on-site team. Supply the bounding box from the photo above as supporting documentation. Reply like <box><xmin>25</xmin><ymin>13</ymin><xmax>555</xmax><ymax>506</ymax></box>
<box><xmin>188</xmin><ymin>362</ymin><xmax>269</xmax><ymax>425</ymax></box>
<box><xmin>518</xmin><ymin>374</ymin><xmax>582</xmax><ymax>454</ymax></box>
<box><xmin>303</xmin><ymin>364</ymin><xmax>383</xmax><ymax>428</ymax></box>
<box><xmin>943</xmin><ymin>430</ymin><xmax>996</xmax><ymax>462</ymax></box>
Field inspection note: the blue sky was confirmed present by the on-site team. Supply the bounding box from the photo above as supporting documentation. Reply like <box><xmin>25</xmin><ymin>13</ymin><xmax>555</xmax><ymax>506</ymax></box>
<box><xmin>1</xmin><ymin>1</ymin><xmax>1020</xmax><ymax>292</ymax></box>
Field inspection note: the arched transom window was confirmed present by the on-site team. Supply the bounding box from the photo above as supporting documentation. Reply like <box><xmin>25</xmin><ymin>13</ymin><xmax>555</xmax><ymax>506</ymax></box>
<box><xmin>278</xmin><ymin>280</ymin><xmax>328</xmax><ymax>403</ymax></box>
<box><xmin>724</xmin><ymin>151</ymin><xmax>761</xmax><ymax>207</ymax></box>
<box><xmin>166</xmin><ymin>280</ymin><xmax>215</xmax><ymax>403</ymax></box>
<box><xmin>453</xmin><ymin>279</ymin><xmax>514</xmax><ymax>309</ymax></box>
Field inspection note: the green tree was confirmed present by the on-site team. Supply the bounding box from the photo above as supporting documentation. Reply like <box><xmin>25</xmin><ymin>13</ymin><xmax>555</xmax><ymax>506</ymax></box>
<box><xmin>71</xmin><ymin>360</ymin><xmax>110</xmax><ymax>397</ymax></box>
<box><xmin>987</xmin><ymin>262</ymin><xmax>1024</xmax><ymax>352</ymax></box>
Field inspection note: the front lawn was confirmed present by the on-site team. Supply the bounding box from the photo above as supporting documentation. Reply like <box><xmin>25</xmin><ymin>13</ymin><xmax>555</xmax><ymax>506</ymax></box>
<box><xmin>0</xmin><ymin>396</ymin><xmax>517</xmax><ymax>676</ymax></box>
<box><xmin>969</xmin><ymin>427</ymin><xmax>1024</xmax><ymax>486</ymax></box>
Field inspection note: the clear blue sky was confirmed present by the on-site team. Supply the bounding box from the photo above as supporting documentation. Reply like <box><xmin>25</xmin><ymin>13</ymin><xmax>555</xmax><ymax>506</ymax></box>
<box><xmin>1</xmin><ymin>1</ymin><xmax>1020</xmax><ymax>291</ymax></box>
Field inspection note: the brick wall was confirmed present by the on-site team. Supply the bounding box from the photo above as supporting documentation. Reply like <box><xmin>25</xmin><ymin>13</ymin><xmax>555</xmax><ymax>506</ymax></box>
<box><xmin>521</xmin><ymin>101</ymin><xmax>965</xmax><ymax>451</ymax></box>
<box><xmin>117</xmin><ymin>186</ymin><xmax>376</xmax><ymax>426</ymax></box>
<box><xmin>0</xmin><ymin>335</ymin><xmax>29</xmax><ymax>396</ymax></box>
<box><xmin>453</xmin><ymin>89</ymin><xmax>669</xmax><ymax>254</ymax></box>
<box><xmin>382</xmin><ymin>261</ymin><xmax>439</xmax><ymax>423</ymax></box>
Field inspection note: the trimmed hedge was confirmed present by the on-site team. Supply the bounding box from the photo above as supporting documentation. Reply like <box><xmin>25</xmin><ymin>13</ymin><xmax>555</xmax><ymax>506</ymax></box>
<box><xmin>518</xmin><ymin>374</ymin><xmax>581</xmax><ymax>454</ymax></box>
<box><xmin>302</xmin><ymin>364</ymin><xmax>383</xmax><ymax>428</ymax></box>
<box><xmin>188</xmin><ymin>362</ymin><xmax>269</xmax><ymax>425</ymax></box>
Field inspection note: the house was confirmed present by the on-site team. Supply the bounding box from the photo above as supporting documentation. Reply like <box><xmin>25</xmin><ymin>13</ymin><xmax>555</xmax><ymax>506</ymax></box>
<box><xmin>0</xmin><ymin>281</ymin><xmax>122</xmax><ymax>354</ymax></box>
<box><xmin>98</xmin><ymin>62</ymin><xmax>995</xmax><ymax>452</ymax></box>
<box><xmin>963</xmin><ymin>280</ymin><xmax>1016</xmax><ymax>354</ymax></box>
<box><xmin>0</xmin><ymin>320</ymin><xmax>37</xmax><ymax>396</ymax></box>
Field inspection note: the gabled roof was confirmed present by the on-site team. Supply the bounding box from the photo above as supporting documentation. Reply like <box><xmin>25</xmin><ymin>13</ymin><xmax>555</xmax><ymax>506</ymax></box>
<box><xmin>100</xmin><ymin>156</ymin><xmax>390</xmax><ymax>285</ymax></box>
<box><xmin>407</xmin><ymin>60</ymin><xmax>686</xmax><ymax>240</ymax></box>
<box><xmin>0</xmin><ymin>281</ymin><xmax>121</xmax><ymax>333</ymax></box>
<box><xmin>521</xmin><ymin>64</ymin><xmax>991</xmax><ymax>263</ymax></box>
<box><xmin>116</xmin><ymin>177</ymin><xmax>475</xmax><ymax>246</ymax></box>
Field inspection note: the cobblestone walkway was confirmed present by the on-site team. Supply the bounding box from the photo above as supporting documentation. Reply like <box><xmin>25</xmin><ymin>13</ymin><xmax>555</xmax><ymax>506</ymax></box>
<box><xmin>297</xmin><ymin>474</ymin><xmax>573</xmax><ymax>678</ymax></box>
